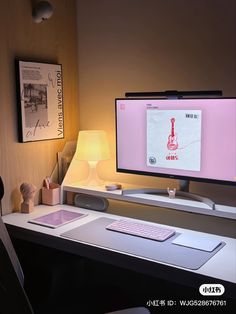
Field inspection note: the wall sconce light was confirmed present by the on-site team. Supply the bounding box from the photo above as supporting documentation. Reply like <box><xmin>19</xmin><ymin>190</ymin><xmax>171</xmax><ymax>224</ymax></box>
<box><xmin>32</xmin><ymin>1</ymin><xmax>53</xmax><ymax>23</ymax></box>
<box><xmin>75</xmin><ymin>130</ymin><xmax>110</xmax><ymax>186</ymax></box>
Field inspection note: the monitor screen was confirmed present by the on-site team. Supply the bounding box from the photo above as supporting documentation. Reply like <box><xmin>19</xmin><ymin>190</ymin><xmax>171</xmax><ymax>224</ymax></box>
<box><xmin>115</xmin><ymin>97</ymin><xmax>236</xmax><ymax>186</ymax></box>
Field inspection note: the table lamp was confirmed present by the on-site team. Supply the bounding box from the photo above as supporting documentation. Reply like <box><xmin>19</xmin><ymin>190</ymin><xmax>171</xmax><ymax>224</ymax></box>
<box><xmin>75</xmin><ymin>130</ymin><xmax>110</xmax><ymax>186</ymax></box>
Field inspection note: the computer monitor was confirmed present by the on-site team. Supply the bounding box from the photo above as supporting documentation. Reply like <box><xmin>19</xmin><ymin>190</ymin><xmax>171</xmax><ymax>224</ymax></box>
<box><xmin>115</xmin><ymin>97</ymin><xmax>236</xmax><ymax>191</ymax></box>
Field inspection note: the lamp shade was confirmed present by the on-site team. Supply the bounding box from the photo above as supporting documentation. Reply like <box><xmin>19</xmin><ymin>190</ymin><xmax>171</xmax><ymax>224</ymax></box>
<box><xmin>75</xmin><ymin>130</ymin><xmax>110</xmax><ymax>161</ymax></box>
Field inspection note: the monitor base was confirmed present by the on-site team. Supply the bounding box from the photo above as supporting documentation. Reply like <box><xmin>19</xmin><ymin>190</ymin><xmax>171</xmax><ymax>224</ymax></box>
<box><xmin>123</xmin><ymin>188</ymin><xmax>215</xmax><ymax>210</ymax></box>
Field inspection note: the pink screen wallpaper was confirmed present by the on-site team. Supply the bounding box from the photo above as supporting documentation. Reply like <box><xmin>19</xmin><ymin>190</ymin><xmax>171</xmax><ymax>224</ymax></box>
<box><xmin>116</xmin><ymin>98</ymin><xmax>236</xmax><ymax>183</ymax></box>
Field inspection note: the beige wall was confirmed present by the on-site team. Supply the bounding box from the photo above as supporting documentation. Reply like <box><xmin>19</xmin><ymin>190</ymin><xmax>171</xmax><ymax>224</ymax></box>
<box><xmin>76</xmin><ymin>0</ymin><xmax>236</xmax><ymax>234</ymax></box>
<box><xmin>0</xmin><ymin>0</ymin><xmax>79</xmax><ymax>214</ymax></box>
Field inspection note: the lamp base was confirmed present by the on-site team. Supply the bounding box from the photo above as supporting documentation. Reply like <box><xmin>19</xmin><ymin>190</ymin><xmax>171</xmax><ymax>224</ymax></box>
<box><xmin>80</xmin><ymin>161</ymin><xmax>104</xmax><ymax>187</ymax></box>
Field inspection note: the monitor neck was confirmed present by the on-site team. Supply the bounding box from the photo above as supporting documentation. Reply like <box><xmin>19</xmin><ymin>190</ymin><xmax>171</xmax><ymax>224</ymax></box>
<box><xmin>179</xmin><ymin>179</ymin><xmax>189</xmax><ymax>192</ymax></box>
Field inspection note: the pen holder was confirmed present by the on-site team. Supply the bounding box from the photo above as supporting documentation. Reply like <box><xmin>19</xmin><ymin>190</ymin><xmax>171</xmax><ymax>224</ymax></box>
<box><xmin>42</xmin><ymin>183</ymin><xmax>60</xmax><ymax>205</ymax></box>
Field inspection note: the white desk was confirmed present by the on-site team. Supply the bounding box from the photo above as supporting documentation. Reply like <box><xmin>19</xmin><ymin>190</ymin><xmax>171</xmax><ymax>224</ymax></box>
<box><xmin>3</xmin><ymin>204</ymin><xmax>236</xmax><ymax>298</ymax></box>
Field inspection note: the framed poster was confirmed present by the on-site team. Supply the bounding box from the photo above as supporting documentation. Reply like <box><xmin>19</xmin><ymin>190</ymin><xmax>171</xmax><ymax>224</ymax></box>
<box><xmin>16</xmin><ymin>60</ymin><xmax>64</xmax><ymax>142</ymax></box>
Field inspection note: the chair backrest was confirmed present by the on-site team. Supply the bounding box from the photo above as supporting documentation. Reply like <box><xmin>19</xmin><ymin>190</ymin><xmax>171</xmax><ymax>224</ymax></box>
<box><xmin>0</xmin><ymin>215</ymin><xmax>34</xmax><ymax>314</ymax></box>
<box><xmin>0</xmin><ymin>176</ymin><xmax>4</xmax><ymax>216</ymax></box>
<box><xmin>0</xmin><ymin>176</ymin><xmax>4</xmax><ymax>201</ymax></box>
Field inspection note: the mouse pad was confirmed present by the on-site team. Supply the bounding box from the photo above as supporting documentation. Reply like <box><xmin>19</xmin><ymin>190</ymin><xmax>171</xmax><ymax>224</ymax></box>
<box><xmin>61</xmin><ymin>217</ymin><xmax>225</xmax><ymax>270</ymax></box>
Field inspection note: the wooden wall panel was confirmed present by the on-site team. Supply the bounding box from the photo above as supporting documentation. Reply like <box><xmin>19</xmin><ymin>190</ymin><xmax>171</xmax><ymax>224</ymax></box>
<box><xmin>0</xmin><ymin>0</ymin><xmax>79</xmax><ymax>214</ymax></box>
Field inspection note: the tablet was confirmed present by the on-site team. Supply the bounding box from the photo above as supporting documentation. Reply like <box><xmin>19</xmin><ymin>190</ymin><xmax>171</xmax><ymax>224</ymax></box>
<box><xmin>28</xmin><ymin>210</ymin><xmax>87</xmax><ymax>228</ymax></box>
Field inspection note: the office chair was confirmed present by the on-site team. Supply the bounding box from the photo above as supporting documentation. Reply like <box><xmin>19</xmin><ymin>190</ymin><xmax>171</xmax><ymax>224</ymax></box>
<box><xmin>0</xmin><ymin>214</ymin><xmax>34</xmax><ymax>314</ymax></box>
<box><xmin>0</xmin><ymin>176</ymin><xmax>4</xmax><ymax>216</ymax></box>
<box><xmin>0</xmin><ymin>176</ymin><xmax>33</xmax><ymax>313</ymax></box>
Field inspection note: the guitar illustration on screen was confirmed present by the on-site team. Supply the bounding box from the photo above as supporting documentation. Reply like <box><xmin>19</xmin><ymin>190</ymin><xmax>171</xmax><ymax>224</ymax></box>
<box><xmin>167</xmin><ymin>118</ymin><xmax>178</xmax><ymax>150</ymax></box>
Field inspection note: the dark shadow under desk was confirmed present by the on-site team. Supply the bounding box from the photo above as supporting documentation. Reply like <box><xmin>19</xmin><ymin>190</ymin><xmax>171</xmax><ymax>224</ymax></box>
<box><xmin>11</xmin><ymin>237</ymin><xmax>236</xmax><ymax>314</ymax></box>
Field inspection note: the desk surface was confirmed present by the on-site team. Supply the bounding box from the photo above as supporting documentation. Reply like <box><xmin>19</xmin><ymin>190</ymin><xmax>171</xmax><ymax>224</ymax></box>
<box><xmin>3</xmin><ymin>205</ymin><xmax>236</xmax><ymax>292</ymax></box>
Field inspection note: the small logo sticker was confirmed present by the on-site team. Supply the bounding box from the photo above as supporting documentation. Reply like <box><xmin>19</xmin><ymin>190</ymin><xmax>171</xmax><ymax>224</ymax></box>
<box><xmin>199</xmin><ymin>284</ymin><xmax>225</xmax><ymax>296</ymax></box>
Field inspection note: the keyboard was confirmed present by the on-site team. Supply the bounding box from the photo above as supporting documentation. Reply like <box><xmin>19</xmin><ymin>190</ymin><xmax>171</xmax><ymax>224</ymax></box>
<box><xmin>106</xmin><ymin>219</ymin><xmax>175</xmax><ymax>242</ymax></box>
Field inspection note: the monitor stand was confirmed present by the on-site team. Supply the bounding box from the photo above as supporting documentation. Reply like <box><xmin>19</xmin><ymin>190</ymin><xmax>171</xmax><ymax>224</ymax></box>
<box><xmin>123</xmin><ymin>179</ymin><xmax>215</xmax><ymax>210</ymax></box>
